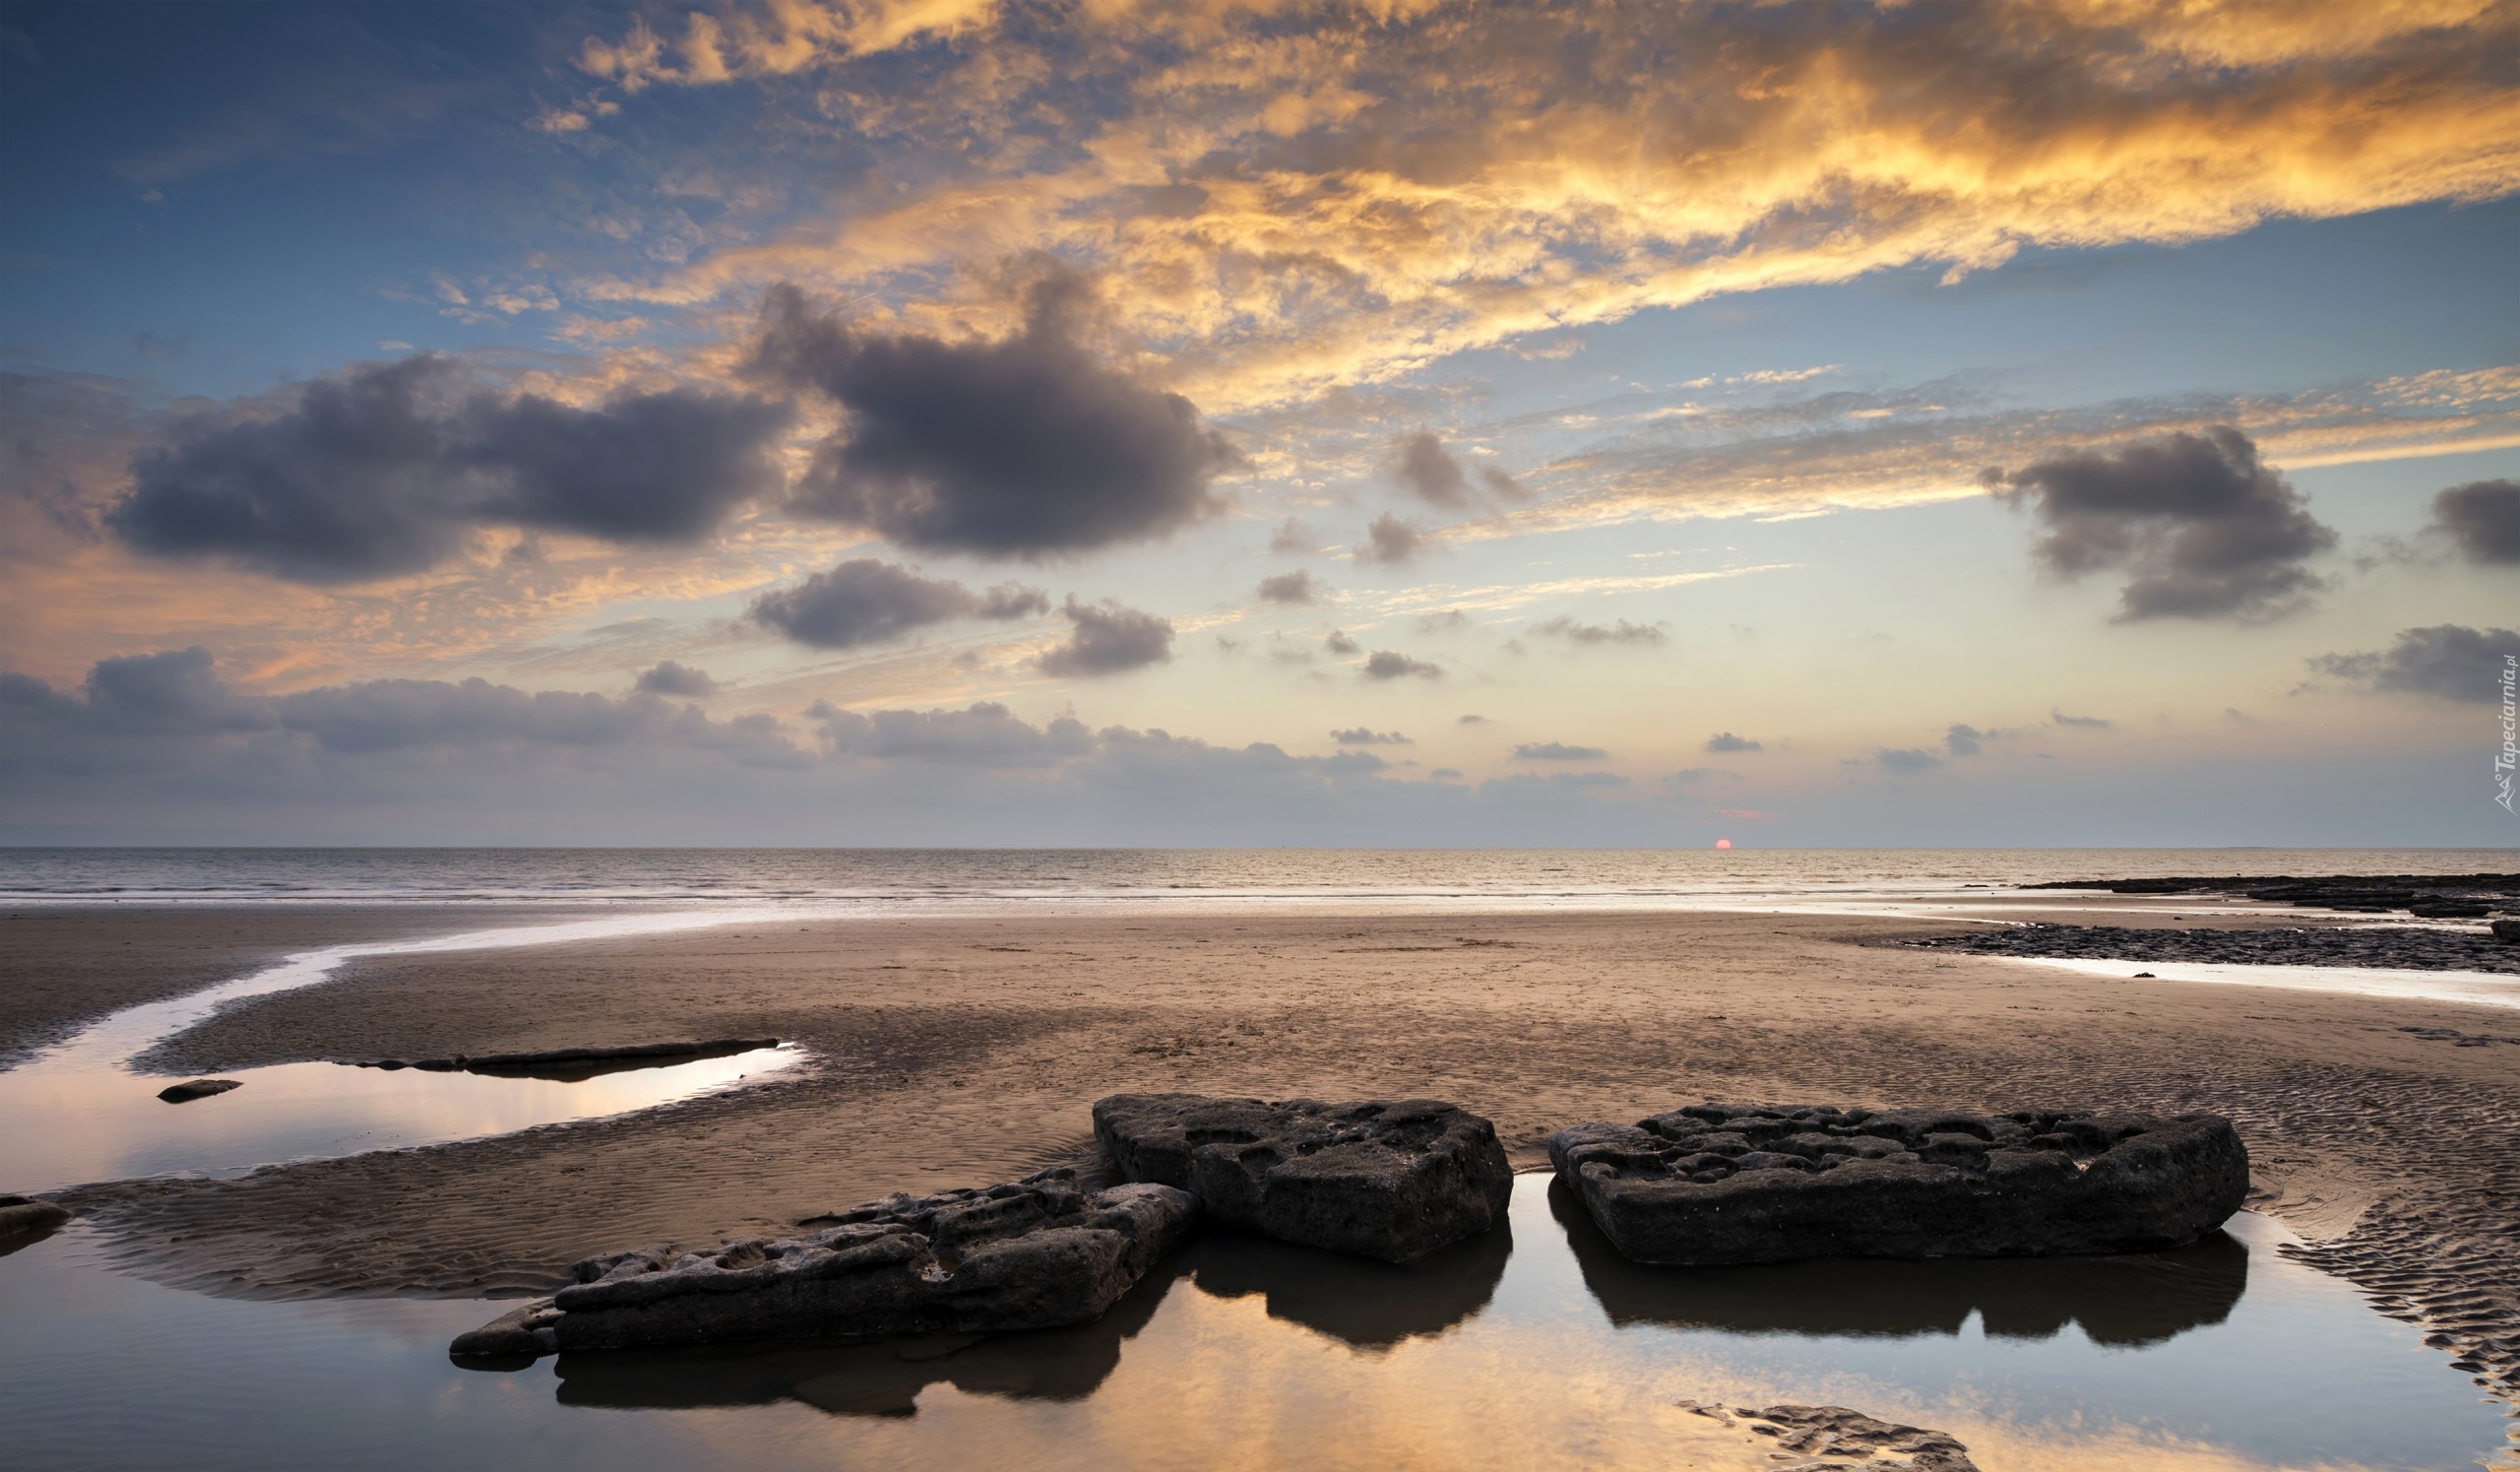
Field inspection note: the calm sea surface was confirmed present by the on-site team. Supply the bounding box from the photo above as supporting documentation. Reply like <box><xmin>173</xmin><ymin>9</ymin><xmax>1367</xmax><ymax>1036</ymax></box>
<box><xmin>1</xmin><ymin>847</ymin><xmax>2508</xmax><ymax>908</ymax></box>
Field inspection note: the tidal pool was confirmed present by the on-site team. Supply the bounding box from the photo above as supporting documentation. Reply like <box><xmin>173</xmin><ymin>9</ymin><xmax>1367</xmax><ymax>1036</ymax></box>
<box><xmin>2</xmin><ymin>1177</ymin><xmax>2505</xmax><ymax>1472</ymax></box>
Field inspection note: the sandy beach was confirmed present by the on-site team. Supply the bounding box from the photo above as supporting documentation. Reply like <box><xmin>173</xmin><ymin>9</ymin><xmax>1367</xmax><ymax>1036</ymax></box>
<box><xmin>10</xmin><ymin>901</ymin><xmax>2515</xmax><ymax>1411</ymax></box>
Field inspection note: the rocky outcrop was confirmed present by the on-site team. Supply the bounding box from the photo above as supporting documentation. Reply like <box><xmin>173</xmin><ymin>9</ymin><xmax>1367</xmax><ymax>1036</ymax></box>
<box><xmin>1094</xmin><ymin>1093</ymin><xmax>1513</xmax><ymax>1262</ymax></box>
<box><xmin>156</xmin><ymin>1078</ymin><xmax>242</xmax><ymax>1103</ymax></box>
<box><xmin>1681</xmin><ymin>1402</ymin><xmax>1979</xmax><ymax>1472</ymax></box>
<box><xmin>0</xmin><ymin>1193</ymin><xmax>72</xmax><ymax>1251</ymax></box>
<box><xmin>348</xmin><ymin>1038</ymin><xmax>780</xmax><ymax>1082</ymax></box>
<box><xmin>2021</xmin><ymin>872</ymin><xmax>2519</xmax><ymax>914</ymax></box>
<box><xmin>449</xmin><ymin>1167</ymin><xmax>1194</xmax><ymax>1360</ymax></box>
<box><xmin>1550</xmin><ymin>1103</ymin><xmax>2247</xmax><ymax>1266</ymax></box>
<box><xmin>1907</xmin><ymin>923</ymin><xmax>2520</xmax><ymax>974</ymax></box>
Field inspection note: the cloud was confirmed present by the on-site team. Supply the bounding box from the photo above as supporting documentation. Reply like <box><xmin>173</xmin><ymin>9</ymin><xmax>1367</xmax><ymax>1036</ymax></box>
<box><xmin>1390</xmin><ymin>432</ymin><xmax>1521</xmax><ymax>509</ymax></box>
<box><xmin>814</xmin><ymin>700</ymin><xmax>1094</xmax><ymax>767</ymax></box>
<box><xmin>75</xmin><ymin>647</ymin><xmax>272</xmax><ymax>735</ymax></box>
<box><xmin>2050</xmin><ymin>709</ymin><xmax>2113</xmax><ymax>729</ymax></box>
<box><xmin>635</xmin><ymin>661</ymin><xmax>718</xmax><ymax>697</ymax></box>
<box><xmin>748</xmin><ymin>557</ymin><xmax>1047</xmax><ymax>650</ymax></box>
<box><xmin>1257</xmin><ymin>570</ymin><xmax>1324</xmax><ymax>606</ymax></box>
<box><xmin>1988</xmin><ymin>426</ymin><xmax>2337</xmax><ymax>621</ymax></box>
<box><xmin>1354</xmin><ymin>514</ymin><xmax>1425</xmax><ymax>566</ymax></box>
<box><xmin>1322</xmin><ymin>629</ymin><xmax>1360</xmax><ymax>656</ymax></box>
<box><xmin>1038</xmin><ymin>597</ymin><xmax>1173</xmax><ymax>675</ymax></box>
<box><xmin>107</xmin><ymin>355</ymin><xmax>794</xmax><ymax>584</ymax></box>
<box><xmin>1704</xmin><ymin>732</ymin><xmax>1763</xmax><ymax>752</ymax></box>
<box><xmin>1876</xmin><ymin>747</ymin><xmax>1942</xmax><ymax>774</ymax></box>
<box><xmin>1529</xmin><ymin>615</ymin><xmax>1666</xmax><ymax>646</ymax></box>
<box><xmin>1458</xmin><ymin>714</ymin><xmax>1487</xmax><ymax>725</ymax></box>
<box><xmin>1331</xmin><ymin>728</ymin><xmax>1411</xmax><ymax>745</ymax></box>
<box><xmin>2308</xmin><ymin>624</ymin><xmax>2519</xmax><ymax>704</ymax></box>
<box><xmin>2428</xmin><ymin>479</ymin><xmax>2520</xmax><ymax>564</ymax></box>
<box><xmin>1363</xmin><ymin>651</ymin><xmax>1441</xmax><ymax>680</ymax></box>
<box><xmin>752</xmin><ymin>280</ymin><xmax>1241</xmax><ymax>557</ymax></box>
<box><xmin>1268</xmin><ymin>517</ymin><xmax>1323</xmax><ymax>554</ymax></box>
<box><xmin>1944</xmin><ymin>723</ymin><xmax>1984</xmax><ymax>756</ymax></box>
<box><xmin>1512</xmin><ymin>740</ymin><xmax>1608</xmax><ymax>761</ymax></box>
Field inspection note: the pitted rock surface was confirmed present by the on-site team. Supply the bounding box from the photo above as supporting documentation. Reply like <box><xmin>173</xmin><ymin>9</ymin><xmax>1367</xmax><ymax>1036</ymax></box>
<box><xmin>1550</xmin><ymin>1103</ymin><xmax>2246</xmax><ymax>1266</ymax></box>
<box><xmin>448</xmin><ymin>1166</ymin><xmax>1194</xmax><ymax>1358</ymax></box>
<box><xmin>1094</xmin><ymin>1093</ymin><xmax>1512</xmax><ymax>1261</ymax></box>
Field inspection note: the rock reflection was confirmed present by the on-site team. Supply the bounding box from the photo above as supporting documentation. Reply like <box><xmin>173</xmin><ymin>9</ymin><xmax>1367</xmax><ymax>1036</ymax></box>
<box><xmin>549</xmin><ymin>1253</ymin><xmax>1191</xmax><ymax>1417</ymax></box>
<box><xmin>1182</xmin><ymin>1214</ymin><xmax>1513</xmax><ymax>1350</ymax></box>
<box><xmin>1548</xmin><ymin>1178</ymin><xmax>2245</xmax><ymax>1346</ymax></box>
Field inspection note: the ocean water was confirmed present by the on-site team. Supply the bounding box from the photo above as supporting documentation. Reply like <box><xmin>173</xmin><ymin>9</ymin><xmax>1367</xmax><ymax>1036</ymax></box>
<box><xmin>1</xmin><ymin>846</ymin><xmax>2508</xmax><ymax>907</ymax></box>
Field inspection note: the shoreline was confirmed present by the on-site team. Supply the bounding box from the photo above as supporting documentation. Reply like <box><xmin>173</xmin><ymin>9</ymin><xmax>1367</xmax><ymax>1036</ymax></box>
<box><xmin>8</xmin><ymin>901</ymin><xmax>2518</xmax><ymax>1415</ymax></box>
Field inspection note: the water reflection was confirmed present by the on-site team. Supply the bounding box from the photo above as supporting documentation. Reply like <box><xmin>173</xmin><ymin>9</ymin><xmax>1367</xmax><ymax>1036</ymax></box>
<box><xmin>1548</xmin><ymin>1178</ymin><xmax>2247</xmax><ymax>1346</ymax></box>
<box><xmin>1181</xmin><ymin>1214</ymin><xmax>1513</xmax><ymax>1350</ymax></box>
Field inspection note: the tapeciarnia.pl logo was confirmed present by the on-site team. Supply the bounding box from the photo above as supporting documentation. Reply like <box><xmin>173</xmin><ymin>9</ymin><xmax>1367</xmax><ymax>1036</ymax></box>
<box><xmin>2498</xmin><ymin>653</ymin><xmax>2517</xmax><ymax>815</ymax></box>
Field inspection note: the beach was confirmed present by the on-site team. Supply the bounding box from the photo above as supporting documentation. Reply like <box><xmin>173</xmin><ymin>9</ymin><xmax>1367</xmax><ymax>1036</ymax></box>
<box><xmin>11</xmin><ymin>897</ymin><xmax>2514</xmax><ymax>1421</ymax></box>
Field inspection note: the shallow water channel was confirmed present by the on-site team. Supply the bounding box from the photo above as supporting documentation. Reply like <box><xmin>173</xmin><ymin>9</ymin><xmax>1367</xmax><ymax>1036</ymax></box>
<box><xmin>2</xmin><ymin>1177</ymin><xmax>2507</xmax><ymax>1471</ymax></box>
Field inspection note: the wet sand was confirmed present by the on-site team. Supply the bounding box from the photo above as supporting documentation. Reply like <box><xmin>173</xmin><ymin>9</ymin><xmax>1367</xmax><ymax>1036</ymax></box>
<box><xmin>13</xmin><ymin>903</ymin><xmax>2520</xmax><ymax>1407</ymax></box>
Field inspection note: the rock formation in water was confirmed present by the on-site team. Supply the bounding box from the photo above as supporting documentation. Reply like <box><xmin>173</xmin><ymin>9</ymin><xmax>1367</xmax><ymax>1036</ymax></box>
<box><xmin>1093</xmin><ymin>1093</ymin><xmax>1513</xmax><ymax>1261</ymax></box>
<box><xmin>449</xmin><ymin>1167</ymin><xmax>1193</xmax><ymax>1359</ymax></box>
<box><xmin>2021</xmin><ymin>872</ymin><xmax>2519</xmax><ymax>917</ymax></box>
<box><xmin>0</xmin><ymin>1193</ymin><xmax>72</xmax><ymax>1248</ymax></box>
<box><xmin>1550</xmin><ymin>1103</ymin><xmax>2246</xmax><ymax>1266</ymax></box>
<box><xmin>1681</xmin><ymin>1402</ymin><xmax>1980</xmax><ymax>1472</ymax></box>
<box><xmin>156</xmin><ymin>1078</ymin><xmax>242</xmax><ymax>1103</ymax></box>
<box><xmin>1908</xmin><ymin>922</ymin><xmax>2518</xmax><ymax>973</ymax></box>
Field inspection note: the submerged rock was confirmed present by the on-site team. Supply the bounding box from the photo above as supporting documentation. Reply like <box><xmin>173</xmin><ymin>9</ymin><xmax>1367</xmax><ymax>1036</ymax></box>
<box><xmin>449</xmin><ymin>1167</ymin><xmax>1194</xmax><ymax>1360</ymax></box>
<box><xmin>0</xmin><ymin>1193</ymin><xmax>72</xmax><ymax>1248</ymax></box>
<box><xmin>1549</xmin><ymin>1103</ymin><xmax>2247</xmax><ymax>1266</ymax></box>
<box><xmin>1680</xmin><ymin>1402</ymin><xmax>1979</xmax><ymax>1472</ymax></box>
<box><xmin>156</xmin><ymin>1078</ymin><xmax>242</xmax><ymax>1103</ymax></box>
<box><xmin>1094</xmin><ymin>1093</ymin><xmax>1513</xmax><ymax>1261</ymax></box>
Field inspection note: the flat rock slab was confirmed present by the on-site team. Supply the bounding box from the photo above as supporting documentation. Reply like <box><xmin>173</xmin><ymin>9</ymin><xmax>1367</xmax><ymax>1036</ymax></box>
<box><xmin>1094</xmin><ymin>1093</ymin><xmax>1512</xmax><ymax>1262</ymax></box>
<box><xmin>156</xmin><ymin>1078</ymin><xmax>242</xmax><ymax>1103</ymax></box>
<box><xmin>1549</xmin><ymin>1103</ymin><xmax>2247</xmax><ymax>1266</ymax></box>
<box><xmin>450</xmin><ymin>1167</ymin><xmax>1193</xmax><ymax>1359</ymax></box>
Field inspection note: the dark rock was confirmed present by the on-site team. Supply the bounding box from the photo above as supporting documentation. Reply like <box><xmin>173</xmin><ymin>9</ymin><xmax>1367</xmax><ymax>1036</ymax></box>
<box><xmin>1549</xmin><ymin>1103</ymin><xmax>2247</xmax><ymax>1266</ymax></box>
<box><xmin>1550</xmin><ymin>1176</ymin><xmax>2244</xmax><ymax>1346</ymax></box>
<box><xmin>156</xmin><ymin>1078</ymin><xmax>242</xmax><ymax>1103</ymax></box>
<box><xmin>0</xmin><ymin>1193</ymin><xmax>73</xmax><ymax>1252</ymax></box>
<box><xmin>347</xmin><ymin>1038</ymin><xmax>781</xmax><ymax>1083</ymax></box>
<box><xmin>450</xmin><ymin>1167</ymin><xmax>1194</xmax><ymax>1360</ymax></box>
<box><xmin>1907</xmin><ymin>922</ymin><xmax>2520</xmax><ymax>974</ymax></box>
<box><xmin>1093</xmin><ymin>1093</ymin><xmax>1513</xmax><ymax>1262</ymax></box>
<box><xmin>2494</xmin><ymin>920</ymin><xmax>2520</xmax><ymax>944</ymax></box>
<box><xmin>1678</xmin><ymin>1403</ymin><xmax>1979</xmax><ymax>1472</ymax></box>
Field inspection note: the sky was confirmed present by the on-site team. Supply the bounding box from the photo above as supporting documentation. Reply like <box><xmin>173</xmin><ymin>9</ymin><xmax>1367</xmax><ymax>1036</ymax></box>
<box><xmin>1</xmin><ymin>0</ymin><xmax>2516</xmax><ymax>847</ymax></box>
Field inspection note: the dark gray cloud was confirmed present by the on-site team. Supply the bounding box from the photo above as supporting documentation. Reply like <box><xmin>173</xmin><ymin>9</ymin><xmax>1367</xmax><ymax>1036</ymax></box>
<box><xmin>1363</xmin><ymin>650</ymin><xmax>1441</xmax><ymax>679</ymax></box>
<box><xmin>635</xmin><ymin>661</ymin><xmax>718</xmax><ymax>697</ymax></box>
<box><xmin>2308</xmin><ymin>624</ymin><xmax>2518</xmax><ymax>704</ymax></box>
<box><xmin>1877</xmin><ymin>747</ymin><xmax>1942</xmax><ymax>773</ymax></box>
<box><xmin>1039</xmin><ymin>598</ymin><xmax>1174</xmax><ymax>675</ymax></box>
<box><xmin>1355</xmin><ymin>514</ymin><xmax>1425</xmax><ymax>566</ymax></box>
<box><xmin>2050</xmin><ymin>709</ymin><xmax>2112</xmax><ymax>729</ymax></box>
<box><xmin>1704</xmin><ymin>732</ymin><xmax>1762</xmax><ymax>752</ymax></box>
<box><xmin>1944</xmin><ymin>723</ymin><xmax>1984</xmax><ymax>756</ymax></box>
<box><xmin>1323</xmin><ymin>629</ymin><xmax>1361</xmax><ymax>656</ymax></box>
<box><xmin>1389</xmin><ymin>432</ymin><xmax>1522</xmax><ymax>509</ymax></box>
<box><xmin>1257</xmin><ymin>570</ymin><xmax>1324</xmax><ymax>605</ymax></box>
<box><xmin>1331</xmin><ymin>727</ymin><xmax>1412</xmax><ymax>745</ymax></box>
<box><xmin>1513</xmin><ymin>740</ymin><xmax>1607</xmax><ymax>761</ymax></box>
<box><xmin>1988</xmin><ymin>426</ymin><xmax>2336</xmax><ymax>621</ymax></box>
<box><xmin>748</xmin><ymin>558</ymin><xmax>1048</xmax><ymax>650</ymax></box>
<box><xmin>2429</xmin><ymin>480</ymin><xmax>2520</xmax><ymax>564</ymax></box>
<box><xmin>79</xmin><ymin>647</ymin><xmax>274</xmax><ymax>735</ymax></box>
<box><xmin>108</xmin><ymin>354</ymin><xmax>794</xmax><ymax>583</ymax></box>
<box><xmin>1531</xmin><ymin>615</ymin><xmax>1666</xmax><ymax>646</ymax></box>
<box><xmin>813</xmin><ymin>701</ymin><xmax>1095</xmax><ymax>766</ymax></box>
<box><xmin>752</xmin><ymin>281</ymin><xmax>1240</xmax><ymax>557</ymax></box>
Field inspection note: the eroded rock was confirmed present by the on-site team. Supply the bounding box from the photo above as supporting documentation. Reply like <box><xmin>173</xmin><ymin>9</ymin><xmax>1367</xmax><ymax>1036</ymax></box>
<box><xmin>156</xmin><ymin>1078</ymin><xmax>242</xmax><ymax>1103</ymax></box>
<box><xmin>1094</xmin><ymin>1093</ymin><xmax>1512</xmax><ymax>1261</ymax></box>
<box><xmin>449</xmin><ymin>1167</ymin><xmax>1194</xmax><ymax>1360</ymax></box>
<box><xmin>0</xmin><ymin>1193</ymin><xmax>72</xmax><ymax>1250</ymax></box>
<box><xmin>1550</xmin><ymin>1103</ymin><xmax>2247</xmax><ymax>1266</ymax></box>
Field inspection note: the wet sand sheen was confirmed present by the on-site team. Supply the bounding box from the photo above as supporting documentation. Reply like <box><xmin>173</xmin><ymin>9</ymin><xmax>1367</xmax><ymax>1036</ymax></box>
<box><xmin>9</xmin><ymin>902</ymin><xmax>2520</xmax><ymax>1455</ymax></box>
